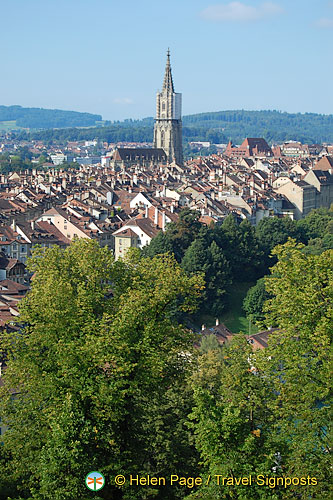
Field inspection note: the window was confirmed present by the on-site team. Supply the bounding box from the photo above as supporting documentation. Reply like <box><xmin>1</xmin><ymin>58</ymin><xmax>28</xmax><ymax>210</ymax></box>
<box><xmin>13</xmin><ymin>243</ymin><xmax>17</xmax><ymax>250</ymax></box>
<box><xmin>21</xmin><ymin>246</ymin><xmax>26</xmax><ymax>252</ymax></box>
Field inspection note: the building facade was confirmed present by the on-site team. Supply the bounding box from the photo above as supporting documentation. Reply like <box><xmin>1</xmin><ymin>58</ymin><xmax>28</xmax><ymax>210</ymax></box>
<box><xmin>153</xmin><ymin>50</ymin><xmax>183</xmax><ymax>165</ymax></box>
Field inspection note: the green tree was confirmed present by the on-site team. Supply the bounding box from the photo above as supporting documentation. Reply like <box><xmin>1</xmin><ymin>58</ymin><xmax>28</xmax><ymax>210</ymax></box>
<box><xmin>198</xmin><ymin>334</ymin><xmax>223</xmax><ymax>356</ymax></box>
<box><xmin>205</xmin><ymin>241</ymin><xmax>232</xmax><ymax>314</ymax></box>
<box><xmin>142</xmin><ymin>230</ymin><xmax>174</xmax><ymax>258</ymax></box>
<box><xmin>144</xmin><ymin>208</ymin><xmax>202</xmax><ymax>262</ymax></box>
<box><xmin>257</xmin><ymin>240</ymin><xmax>332</xmax><ymax>499</ymax></box>
<box><xmin>297</xmin><ymin>207</ymin><xmax>333</xmax><ymax>241</ymax></box>
<box><xmin>181</xmin><ymin>239</ymin><xmax>232</xmax><ymax>315</ymax></box>
<box><xmin>256</xmin><ymin>217</ymin><xmax>302</xmax><ymax>269</ymax></box>
<box><xmin>187</xmin><ymin>336</ymin><xmax>281</xmax><ymax>500</ymax></box>
<box><xmin>218</xmin><ymin>216</ymin><xmax>262</xmax><ymax>281</ymax></box>
<box><xmin>302</xmin><ymin>234</ymin><xmax>333</xmax><ymax>255</ymax></box>
<box><xmin>0</xmin><ymin>241</ymin><xmax>204</xmax><ymax>500</ymax></box>
<box><xmin>243</xmin><ymin>278</ymin><xmax>271</xmax><ymax>325</ymax></box>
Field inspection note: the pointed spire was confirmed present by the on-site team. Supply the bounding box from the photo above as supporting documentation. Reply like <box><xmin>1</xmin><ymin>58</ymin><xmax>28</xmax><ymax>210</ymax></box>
<box><xmin>162</xmin><ymin>48</ymin><xmax>174</xmax><ymax>93</ymax></box>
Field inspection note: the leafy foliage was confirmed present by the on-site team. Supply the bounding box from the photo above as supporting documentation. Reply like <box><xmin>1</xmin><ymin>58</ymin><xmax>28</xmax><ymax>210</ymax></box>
<box><xmin>0</xmin><ymin>237</ymin><xmax>331</xmax><ymax>500</ymax></box>
<box><xmin>257</xmin><ymin>241</ymin><xmax>333</xmax><ymax>499</ymax></box>
<box><xmin>243</xmin><ymin>278</ymin><xmax>271</xmax><ymax>325</ymax></box>
<box><xmin>0</xmin><ymin>241</ymin><xmax>204</xmax><ymax>500</ymax></box>
<box><xmin>187</xmin><ymin>335</ymin><xmax>282</xmax><ymax>500</ymax></box>
<box><xmin>186</xmin><ymin>241</ymin><xmax>332</xmax><ymax>500</ymax></box>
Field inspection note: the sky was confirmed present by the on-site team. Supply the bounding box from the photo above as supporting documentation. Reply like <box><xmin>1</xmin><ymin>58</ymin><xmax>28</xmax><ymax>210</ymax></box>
<box><xmin>1</xmin><ymin>0</ymin><xmax>333</xmax><ymax>120</ymax></box>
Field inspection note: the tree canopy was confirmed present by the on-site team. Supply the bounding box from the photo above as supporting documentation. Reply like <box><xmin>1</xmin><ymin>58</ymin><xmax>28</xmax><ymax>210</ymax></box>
<box><xmin>0</xmin><ymin>241</ymin><xmax>204</xmax><ymax>500</ymax></box>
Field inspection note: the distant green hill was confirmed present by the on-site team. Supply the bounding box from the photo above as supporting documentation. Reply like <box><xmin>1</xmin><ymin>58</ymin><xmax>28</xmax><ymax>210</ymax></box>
<box><xmin>183</xmin><ymin>110</ymin><xmax>333</xmax><ymax>144</ymax></box>
<box><xmin>0</xmin><ymin>105</ymin><xmax>102</xmax><ymax>130</ymax></box>
<box><xmin>6</xmin><ymin>108</ymin><xmax>333</xmax><ymax>144</ymax></box>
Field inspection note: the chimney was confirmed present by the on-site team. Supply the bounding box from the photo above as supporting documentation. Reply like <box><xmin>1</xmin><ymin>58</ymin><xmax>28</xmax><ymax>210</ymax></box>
<box><xmin>145</xmin><ymin>205</ymin><xmax>149</xmax><ymax>218</ymax></box>
<box><xmin>30</xmin><ymin>220</ymin><xmax>35</xmax><ymax>230</ymax></box>
<box><xmin>11</xmin><ymin>219</ymin><xmax>16</xmax><ymax>232</ymax></box>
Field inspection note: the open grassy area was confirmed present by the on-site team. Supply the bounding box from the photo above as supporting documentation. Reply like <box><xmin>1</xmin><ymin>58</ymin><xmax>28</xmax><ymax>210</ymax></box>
<box><xmin>0</xmin><ymin>120</ymin><xmax>22</xmax><ymax>131</ymax></box>
<box><xmin>196</xmin><ymin>282</ymin><xmax>258</xmax><ymax>335</ymax></box>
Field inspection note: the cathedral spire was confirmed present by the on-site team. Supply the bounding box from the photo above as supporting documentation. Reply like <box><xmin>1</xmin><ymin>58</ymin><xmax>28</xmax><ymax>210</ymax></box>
<box><xmin>154</xmin><ymin>50</ymin><xmax>183</xmax><ymax>165</ymax></box>
<box><xmin>162</xmin><ymin>48</ymin><xmax>174</xmax><ymax>93</ymax></box>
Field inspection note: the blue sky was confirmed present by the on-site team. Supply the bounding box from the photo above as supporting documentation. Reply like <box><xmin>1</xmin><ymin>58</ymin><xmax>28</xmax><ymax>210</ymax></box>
<box><xmin>1</xmin><ymin>0</ymin><xmax>332</xmax><ymax>120</ymax></box>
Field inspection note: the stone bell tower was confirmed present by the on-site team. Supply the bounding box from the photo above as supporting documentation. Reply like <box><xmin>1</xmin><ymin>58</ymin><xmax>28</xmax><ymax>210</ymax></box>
<box><xmin>153</xmin><ymin>49</ymin><xmax>183</xmax><ymax>165</ymax></box>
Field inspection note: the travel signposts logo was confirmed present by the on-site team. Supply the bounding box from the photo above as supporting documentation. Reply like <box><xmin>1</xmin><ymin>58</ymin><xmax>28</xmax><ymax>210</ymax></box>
<box><xmin>85</xmin><ymin>471</ymin><xmax>105</xmax><ymax>491</ymax></box>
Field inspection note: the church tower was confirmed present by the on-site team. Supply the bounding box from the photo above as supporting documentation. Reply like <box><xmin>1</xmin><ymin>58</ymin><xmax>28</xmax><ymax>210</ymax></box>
<box><xmin>153</xmin><ymin>50</ymin><xmax>183</xmax><ymax>165</ymax></box>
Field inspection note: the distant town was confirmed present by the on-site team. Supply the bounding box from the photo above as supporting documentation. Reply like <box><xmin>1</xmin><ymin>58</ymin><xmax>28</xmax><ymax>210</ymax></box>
<box><xmin>0</xmin><ymin>130</ymin><xmax>331</xmax><ymax>323</ymax></box>
<box><xmin>0</xmin><ymin>39</ymin><xmax>332</xmax><ymax>500</ymax></box>
<box><xmin>0</xmin><ymin>51</ymin><xmax>332</xmax><ymax>328</ymax></box>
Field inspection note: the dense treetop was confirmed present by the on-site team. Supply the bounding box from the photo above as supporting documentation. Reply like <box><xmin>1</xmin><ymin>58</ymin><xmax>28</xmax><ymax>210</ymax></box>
<box><xmin>0</xmin><ymin>238</ymin><xmax>331</xmax><ymax>499</ymax></box>
<box><xmin>144</xmin><ymin>207</ymin><xmax>333</xmax><ymax>319</ymax></box>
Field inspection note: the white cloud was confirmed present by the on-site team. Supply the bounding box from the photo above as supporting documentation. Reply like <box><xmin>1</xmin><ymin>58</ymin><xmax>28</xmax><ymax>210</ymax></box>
<box><xmin>113</xmin><ymin>97</ymin><xmax>133</xmax><ymax>105</ymax></box>
<box><xmin>200</xmin><ymin>1</ymin><xmax>283</xmax><ymax>23</ymax></box>
<box><xmin>315</xmin><ymin>17</ymin><xmax>333</xmax><ymax>28</ymax></box>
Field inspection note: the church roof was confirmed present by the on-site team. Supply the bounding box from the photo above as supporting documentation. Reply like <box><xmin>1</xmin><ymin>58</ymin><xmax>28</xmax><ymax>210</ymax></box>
<box><xmin>113</xmin><ymin>148</ymin><xmax>167</xmax><ymax>162</ymax></box>
<box><xmin>162</xmin><ymin>49</ymin><xmax>174</xmax><ymax>93</ymax></box>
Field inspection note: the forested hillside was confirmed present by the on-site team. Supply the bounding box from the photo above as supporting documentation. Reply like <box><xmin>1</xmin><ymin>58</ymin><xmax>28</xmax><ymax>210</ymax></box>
<box><xmin>183</xmin><ymin>109</ymin><xmax>333</xmax><ymax>144</ymax></box>
<box><xmin>1</xmin><ymin>107</ymin><xmax>331</xmax><ymax>144</ymax></box>
<box><xmin>0</xmin><ymin>105</ymin><xmax>102</xmax><ymax>129</ymax></box>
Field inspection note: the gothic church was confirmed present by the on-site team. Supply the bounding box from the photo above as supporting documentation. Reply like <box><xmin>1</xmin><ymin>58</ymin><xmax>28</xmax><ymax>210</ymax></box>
<box><xmin>112</xmin><ymin>50</ymin><xmax>183</xmax><ymax>167</ymax></box>
<box><xmin>153</xmin><ymin>50</ymin><xmax>183</xmax><ymax>165</ymax></box>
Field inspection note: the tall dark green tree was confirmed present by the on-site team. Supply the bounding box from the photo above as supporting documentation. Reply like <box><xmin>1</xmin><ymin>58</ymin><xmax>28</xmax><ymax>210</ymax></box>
<box><xmin>143</xmin><ymin>208</ymin><xmax>202</xmax><ymax>262</ymax></box>
<box><xmin>297</xmin><ymin>207</ymin><xmax>333</xmax><ymax>241</ymax></box>
<box><xmin>256</xmin><ymin>217</ymin><xmax>301</xmax><ymax>254</ymax></box>
<box><xmin>243</xmin><ymin>278</ymin><xmax>271</xmax><ymax>325</ymax></box>
<box><xmin>181</xmin><ymin>239</ymin><xmax>232</xmax><ymax>315</ymax></box>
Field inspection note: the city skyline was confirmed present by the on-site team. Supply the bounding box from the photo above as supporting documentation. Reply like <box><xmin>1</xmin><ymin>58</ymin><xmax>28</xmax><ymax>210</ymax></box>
<box><xmin>1</xmin><ymin>0</ymin><xmax>333</xmax><ymax>120</ymax></box>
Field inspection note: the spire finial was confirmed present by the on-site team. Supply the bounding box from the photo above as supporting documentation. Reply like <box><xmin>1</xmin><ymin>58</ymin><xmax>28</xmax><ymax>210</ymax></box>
<box><xmin>162</xmin><ymin>49</ymin><xmax>174</xmax><ymax>92</ymax></box>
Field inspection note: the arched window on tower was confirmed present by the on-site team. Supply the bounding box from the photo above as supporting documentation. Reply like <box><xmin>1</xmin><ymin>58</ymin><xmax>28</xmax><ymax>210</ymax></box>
<box><xmin>161</xmin><ymin>130</ymin><xmax>165</xmax><ymax>148</ymax></box>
